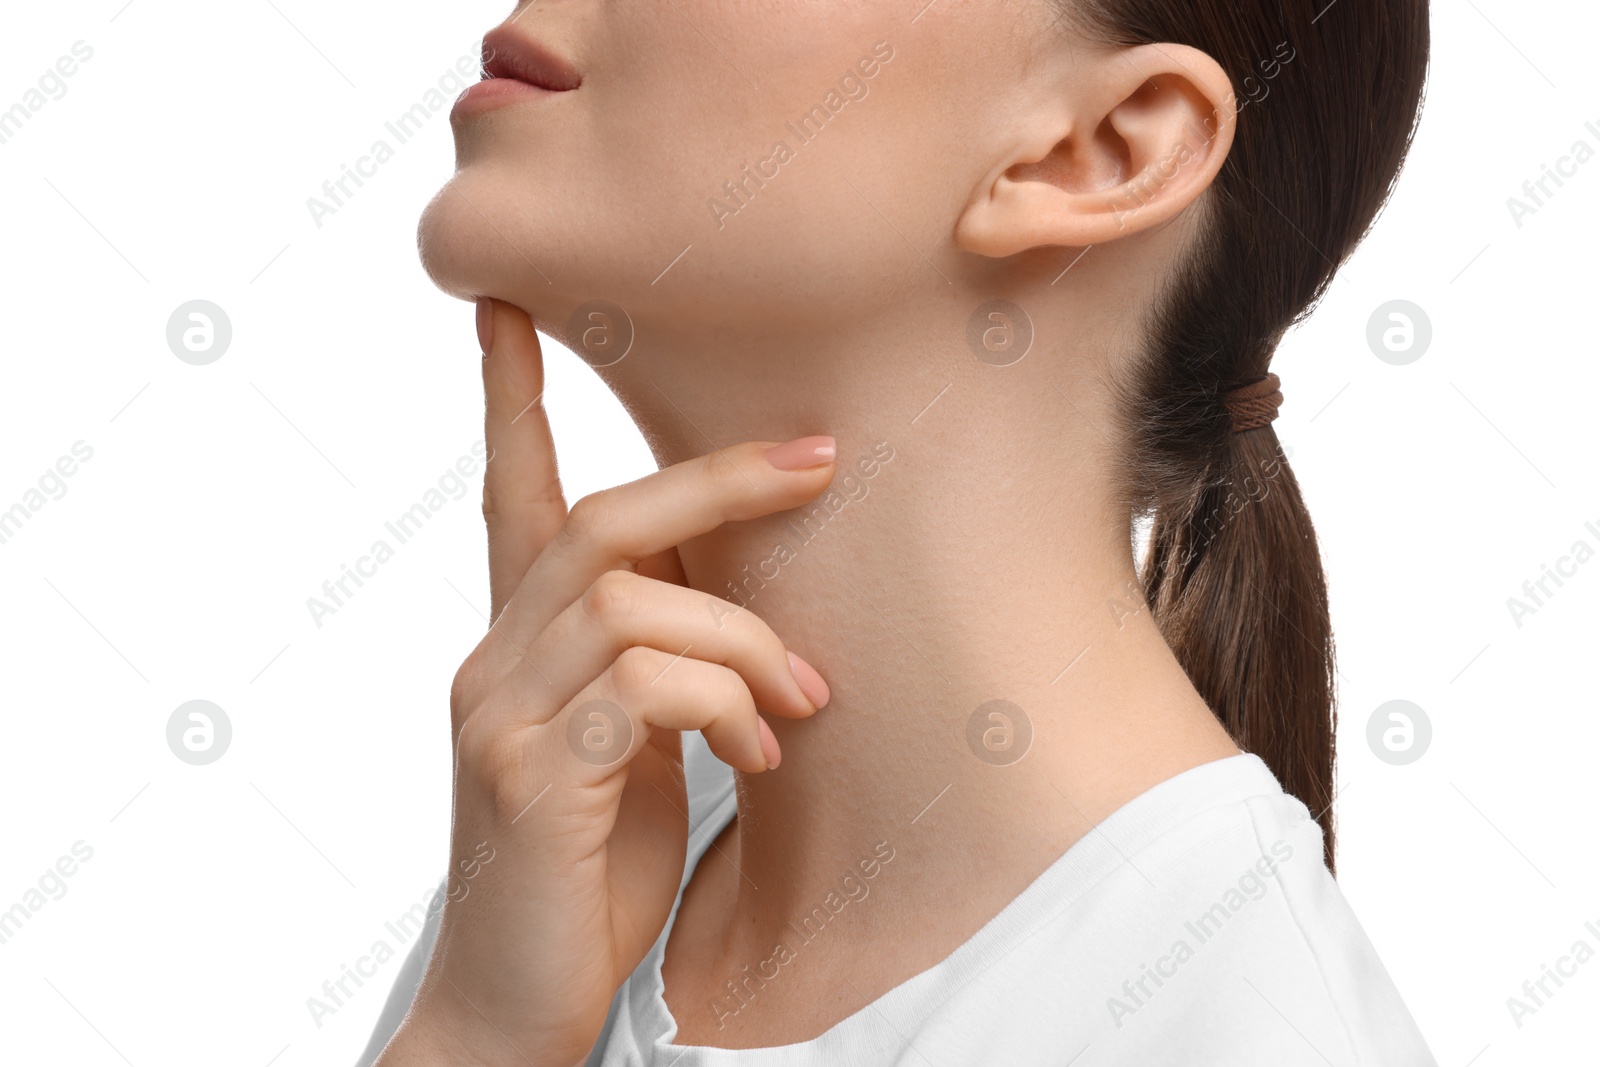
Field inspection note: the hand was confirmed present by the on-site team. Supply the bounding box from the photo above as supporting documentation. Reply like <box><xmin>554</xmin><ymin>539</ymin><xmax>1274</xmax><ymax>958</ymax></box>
<box><xmin>375</xmin><ymin>299</ymin><xmax>835</xmax><ymax>1067</ymax></box>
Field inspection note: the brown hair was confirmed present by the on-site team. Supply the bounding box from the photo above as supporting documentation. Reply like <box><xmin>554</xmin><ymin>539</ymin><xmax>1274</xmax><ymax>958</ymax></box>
<box><xmin>1059</xmin><ymin>0</ymin><xmax>1431</xmax><ymax>873</ymax></box>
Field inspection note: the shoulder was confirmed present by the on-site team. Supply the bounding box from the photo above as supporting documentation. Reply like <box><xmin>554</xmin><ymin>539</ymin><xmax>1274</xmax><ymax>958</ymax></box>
<box><xmin>1093</xmin><ymin>757</ymin><xmax>1436</xmax><ymax>1065</ymax></box>
<box><xmin>914</xmin><ymin>755</ymin><xmax>1435</xmax><ymax>1065</ymax></box>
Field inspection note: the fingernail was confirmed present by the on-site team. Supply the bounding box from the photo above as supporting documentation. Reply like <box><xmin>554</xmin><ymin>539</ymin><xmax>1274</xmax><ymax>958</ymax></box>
<box><xmin>757</xmin><ymin>716</ymin><xmax>782</xmax><ymax>770</ymax></box>
<box><xmin>787</xmin><ymin>651</ymin><xmax>830</xmax><ymax>709</ymax></box>
<box><xmin>476</xmin><ymin>298</ymin><xmax>495</xmax><ymax>355</ymax></box>
<box><xmin>764</xmin><ymin>435</ymin><xmax>836</xmax><ymax>471</ymax></box>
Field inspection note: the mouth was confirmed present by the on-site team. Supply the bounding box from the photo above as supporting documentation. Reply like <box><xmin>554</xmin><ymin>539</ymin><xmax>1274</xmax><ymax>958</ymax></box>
<box><xmin>452</xmin><ymin>24</ymin><xmax>581</xmax><ymax>119</ymax></box>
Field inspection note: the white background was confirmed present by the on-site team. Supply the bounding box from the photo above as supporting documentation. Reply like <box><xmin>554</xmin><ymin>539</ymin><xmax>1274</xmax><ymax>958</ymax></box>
<box><xmin>1</xmin><ymin>2</ymin><xmax>1596</xmax><ymax>1065</ymax></box>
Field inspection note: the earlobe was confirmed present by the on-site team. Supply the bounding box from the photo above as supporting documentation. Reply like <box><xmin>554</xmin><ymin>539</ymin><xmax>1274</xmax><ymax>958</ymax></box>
<box><xmin>954</xmin><ymin>44</ymin><xmax>1236</xmax><ymax>259</ymax></box>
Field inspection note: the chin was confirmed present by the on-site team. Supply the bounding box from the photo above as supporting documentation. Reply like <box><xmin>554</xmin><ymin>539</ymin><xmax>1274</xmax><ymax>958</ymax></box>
<box><xmin>414</xmin><ymin>171</ymin><xmax>602</xmax><ymax>338</ymax></box>
<box><xmin>416</xmin><ymin>178</ymin><xmax>501</xmax><ymax>303</ymax></box>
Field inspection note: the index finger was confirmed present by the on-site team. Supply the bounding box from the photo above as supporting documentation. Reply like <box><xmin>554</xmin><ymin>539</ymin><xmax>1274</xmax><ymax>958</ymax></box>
<box><xmin>479</xmin><ymin>297</ymin><xmax>567</xmax><ymax>624</ymax></box>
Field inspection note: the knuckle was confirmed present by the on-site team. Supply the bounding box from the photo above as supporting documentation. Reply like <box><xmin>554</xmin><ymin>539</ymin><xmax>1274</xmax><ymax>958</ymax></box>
<box><xmin>700</xmin><ymin>668</ymin><xmax>750</xmax><ymax>723</ymax></box>
<box><xmin>487</xmin><ymin>758</ymin><xmax>537</xmax><ymax>821</ymax></box>
<box><xmin>719</xmin><ymin>598</ymin><xmax>768</xmax><ymax>643</ymax></box>
<box><xmin>711</xmin><ymin>597</ymin><xmax>783</xmax><ymax>661</ymax></box>
<box><xmin>450</xmin><ymin>645</ymin><xmax>492</xmax><ymax>718</ymax></box>
<box><xmin>486</xmin><ymin>755</ymin><xmax>534</xmax><ymax>821</ymax></box>
<box><xmin>681</xmin><ymin>659</ymin><xmax>750</xmax><ymax>720</ymax></box>
<box><xmin>479</xmin><ymin>482</ymin><xmax>498</xmax><ymax>526</ymax></box>
<box><xmin>559</xmin><ymin>492</ymin><xmax>610</xmax><ymax>547</ymax></box>
<box><xmin>456</xmin><ymin>714</ymin><xmax>537</xmax><ymax>820</ymax></box>
<box><xmin>700</xmin><ymin>449</ymin><xmax>748</xmax><ymax>504</ymax></box>
<box><xmin>453</xmin><ymin>708</ymin><xmax>492</xmax><ymax>764</ymax></box>
<box><xmin>525</xmin><ymin>473</ymin><xmax>566</xmax><ymax>523</ymax></box>
<box><xmin>454</xmin><ymin>710</ymin><xmax>500</xmax><ymax>776</ymax></box>
<box><xmin>714</xmin><ymin>665</ymin><xmax>757</xmax><ymax>718</ymax></box>
<box><xmin>610</xmin><ymin>644</ymin><xmax>666</xmax><ymax>696</ymax></box>
<box><xmin>581</xmin><ymin>569</ymin><xmax>639</xmax><ymax>626</ymax></box>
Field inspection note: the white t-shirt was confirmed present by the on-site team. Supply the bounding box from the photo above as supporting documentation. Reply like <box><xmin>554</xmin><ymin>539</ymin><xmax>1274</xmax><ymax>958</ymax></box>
<box><xmin>359</xmin><ymin>734</ymin><xmax>1436</xmax><ymax>1066</ymax></box>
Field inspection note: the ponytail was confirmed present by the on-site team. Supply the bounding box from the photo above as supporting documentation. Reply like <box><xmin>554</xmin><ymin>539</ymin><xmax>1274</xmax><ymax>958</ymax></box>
<box><xmin>1140</xmin><ymin>424</ymin><xmax>1337</xmax><ymax>872</ymax></box>
<box><xmin>1060</xmin><ymin>0</ymin><xmax>1429</xmax><ymax>874</ymax></box>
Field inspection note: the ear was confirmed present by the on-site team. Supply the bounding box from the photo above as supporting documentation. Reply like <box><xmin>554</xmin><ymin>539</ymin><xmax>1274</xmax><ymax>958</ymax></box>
<box><xmin>954</xmin><ymin>43</ymin><xmax>1237</xmax><ymax>258</ymax></box>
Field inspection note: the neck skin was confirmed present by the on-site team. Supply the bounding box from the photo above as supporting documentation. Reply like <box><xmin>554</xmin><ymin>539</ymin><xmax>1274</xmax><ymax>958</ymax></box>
<box><xmin>586</xmin><ymin>264</ymin><xmax>1241</xmax><ymax>1039</ymax></box>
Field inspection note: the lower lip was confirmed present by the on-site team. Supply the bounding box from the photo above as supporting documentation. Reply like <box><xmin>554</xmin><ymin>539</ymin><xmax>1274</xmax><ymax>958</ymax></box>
<box><xmin>451</xmin><ymin>78</ymin><xmax>567</xmax><ymax>119</ymax></box>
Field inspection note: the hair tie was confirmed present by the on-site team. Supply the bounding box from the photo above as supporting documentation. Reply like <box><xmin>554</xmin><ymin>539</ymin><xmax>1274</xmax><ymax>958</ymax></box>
<box><xmin>1222</xmin><ymin>373</ymin><xmax>1283</xmax><ymax>433</ymax></box>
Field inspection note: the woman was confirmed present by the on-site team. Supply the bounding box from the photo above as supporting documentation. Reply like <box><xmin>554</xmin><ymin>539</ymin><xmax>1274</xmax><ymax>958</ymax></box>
<box><xmin>363</xmin><ymin>0</ymin><xmax>1434</xmax><ymax>1063</ymax></box>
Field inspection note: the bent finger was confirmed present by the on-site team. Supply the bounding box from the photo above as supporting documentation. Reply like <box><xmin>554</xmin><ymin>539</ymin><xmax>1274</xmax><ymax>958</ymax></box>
<box><xmin>494</xmin><ymin>436</ymin><xmax>836</xmax><ymax>651</ymax></box>
<box><xmin>551</xmin><ymin>648</ymin><xmax>777</xmax><ymax>783</ymax></box>
<box><xmin>496</xmin><ymin>569</ymin><xmax>825</xmax><ymax>727</ymax></box>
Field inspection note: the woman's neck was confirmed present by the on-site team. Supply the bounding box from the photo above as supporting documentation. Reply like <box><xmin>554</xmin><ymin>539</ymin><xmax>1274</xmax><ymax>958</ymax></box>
<box><xmin>588</xmin><ymin>302</ymin><xmax>1241</xmax><ymax>1023</ymax></box>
